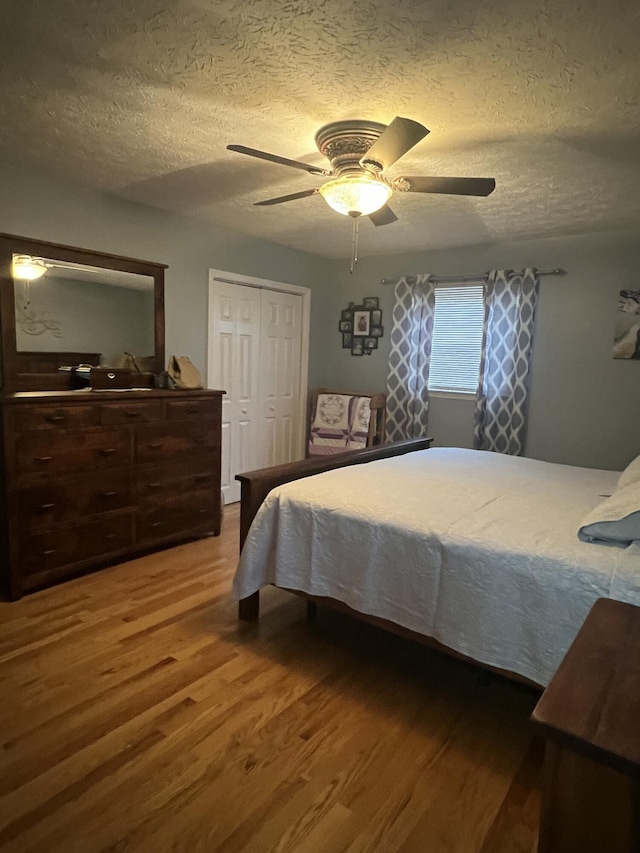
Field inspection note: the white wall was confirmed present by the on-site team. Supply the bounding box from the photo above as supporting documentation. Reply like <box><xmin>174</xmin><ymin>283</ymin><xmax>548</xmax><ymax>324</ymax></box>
<box><xmin>323</xmin><ymin>231</ymin><xmax>640</xmax><ymax>471</ymax></box>
<box><xmin>0</xmin><ymin>159</ymin><xmax>337</xmax><ymax>394</ymax></box>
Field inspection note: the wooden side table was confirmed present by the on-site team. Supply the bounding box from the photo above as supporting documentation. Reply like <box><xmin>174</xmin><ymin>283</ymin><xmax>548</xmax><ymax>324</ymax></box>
<box><xmin>531</xmin><ymin>597</ymin><xmax>640</xmax><ymax>853</ymax></box>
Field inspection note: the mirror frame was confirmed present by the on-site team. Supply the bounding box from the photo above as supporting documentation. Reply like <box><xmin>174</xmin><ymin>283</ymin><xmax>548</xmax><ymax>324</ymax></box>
<box><xmin>0</xmin><ymin>232</ymin><xmax>166</xmax><ymax>392</ymax></box>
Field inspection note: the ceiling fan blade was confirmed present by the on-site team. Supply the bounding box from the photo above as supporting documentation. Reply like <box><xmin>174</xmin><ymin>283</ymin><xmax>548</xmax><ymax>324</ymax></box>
<box><xmin>360</xmin><ymin>117</ymin><xmax>429</xmax><ymax>171</ymax></box>
<box><xmin>254</xmin><ymin>189</ymin><xmax>319</xmax><ymax>206</ymax></box>
<box><xmin>400</xmin><ymin>176</ymin><xmax>496</xmax><ymax>197</ymax></box>
<box><xmin>368</xmin><ymin>204</ymin><xmax>398</xmax><ymax>226</ymax></box>
<box><xmin>227</xmin><ymin>145</ymin><xmax>331</xmax><ymax>176</ymax></box>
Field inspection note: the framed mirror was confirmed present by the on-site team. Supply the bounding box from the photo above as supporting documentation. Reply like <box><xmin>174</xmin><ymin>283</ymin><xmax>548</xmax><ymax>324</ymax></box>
<box><xmin>0</xmin><ymin>233</ymin><xmax>166</xmax><ymax>392</ymax></box>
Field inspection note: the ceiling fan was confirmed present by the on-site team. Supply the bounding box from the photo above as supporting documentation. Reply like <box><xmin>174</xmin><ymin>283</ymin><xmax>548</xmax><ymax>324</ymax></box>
<box><xmin>227</xmin><ymin>116</ymin><xmax>496</xmax><ymax>227</ymax></box>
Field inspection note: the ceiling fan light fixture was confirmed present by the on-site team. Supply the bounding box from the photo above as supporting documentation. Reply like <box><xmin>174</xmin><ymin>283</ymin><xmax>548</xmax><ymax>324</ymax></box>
<box><xmin>318</xmin><ymin>175</ymin><xmax>392</xmax><ymax>217</ymax></box>
<box><xmin>12</xmin><ymin>254</ymin><xmax>47</xmax><ymax>280</ymax></box>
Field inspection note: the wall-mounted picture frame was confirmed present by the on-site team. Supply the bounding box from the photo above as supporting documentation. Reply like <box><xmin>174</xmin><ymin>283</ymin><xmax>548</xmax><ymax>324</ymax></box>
<box><xmin>339</xmin><ymin>298</ymin><xmax>383</xmax><ymax>356</ymax></box>
<box><xmin>613</xmin><ymin>289</ymin><xmax>640</xmax><ymax>359</ymax></box>
<box><xmin>353</xmin><ymin>310</ymin><xmax>370</xmax><ymax>336</ymax></box>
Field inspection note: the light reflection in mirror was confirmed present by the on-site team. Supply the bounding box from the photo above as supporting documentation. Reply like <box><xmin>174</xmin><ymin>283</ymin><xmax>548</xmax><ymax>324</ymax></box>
<box><xmin>13</xmin><ymin>255</ymin><xmax>155</xmax><ymax>366</ymax></box>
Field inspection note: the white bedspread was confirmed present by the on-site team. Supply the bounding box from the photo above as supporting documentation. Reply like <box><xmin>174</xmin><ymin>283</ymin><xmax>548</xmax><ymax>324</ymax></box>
<box><xmin>233</xmin><ymin>448</ymin><xmax>640</xmax><ymax>686</ymax></box>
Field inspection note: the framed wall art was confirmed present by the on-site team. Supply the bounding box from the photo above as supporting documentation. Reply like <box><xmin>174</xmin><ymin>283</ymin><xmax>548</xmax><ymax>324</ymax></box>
<box><xmin>613</xmin><ymin>289</ymin><xmax>640</xmax><ymax>359</ymax></box>
<box><xmin>338</xmin><ymin>297</ymin><xmax>384</xmax><ymax>355</ymax></box>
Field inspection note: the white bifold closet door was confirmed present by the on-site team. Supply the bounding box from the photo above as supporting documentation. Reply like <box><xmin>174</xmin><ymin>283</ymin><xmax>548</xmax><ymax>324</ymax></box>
<box><xmin>208</xmin><ymin>278</ymin><xmax>304</xmax><ymax>504</ymax></box>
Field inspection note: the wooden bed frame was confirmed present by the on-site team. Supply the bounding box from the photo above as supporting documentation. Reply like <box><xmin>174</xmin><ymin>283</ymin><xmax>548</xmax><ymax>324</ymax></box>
<box><xmin>235</xmin><ymin>437</ymin><xmax>541</xmax><ymax>689</ymax></box>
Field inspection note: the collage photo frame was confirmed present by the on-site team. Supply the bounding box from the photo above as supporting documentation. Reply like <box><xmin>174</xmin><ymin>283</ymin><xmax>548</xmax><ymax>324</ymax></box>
<box><xmin>338</xmin><ymin>297</ymin><xmax>384</xmax><ymax>356</ymax></box>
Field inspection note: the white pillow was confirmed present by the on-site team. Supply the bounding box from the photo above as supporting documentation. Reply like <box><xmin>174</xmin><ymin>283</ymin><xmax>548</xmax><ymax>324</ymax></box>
<box><xmin>578</xmin><ymin>482</ymin><xmax>640</xmax><ymax>547</ymax></box>
<box><xmin>618</xmin><ymin>454</ymin><xmax>640</xmax><ymax>490</ymax></box>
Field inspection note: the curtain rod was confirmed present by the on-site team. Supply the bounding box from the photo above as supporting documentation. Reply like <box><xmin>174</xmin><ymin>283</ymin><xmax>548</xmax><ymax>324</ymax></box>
<box><xmin>381</xmin><ymin>268</ymin><xmax>566</xmax><ymax>286</ymax></box>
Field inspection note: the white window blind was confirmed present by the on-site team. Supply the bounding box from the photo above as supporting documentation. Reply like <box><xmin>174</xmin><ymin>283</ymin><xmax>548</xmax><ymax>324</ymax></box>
<box><xmin>428</xmin><ymin>284</ymin><xmax>485</xmax><ymax>394</ymax></box>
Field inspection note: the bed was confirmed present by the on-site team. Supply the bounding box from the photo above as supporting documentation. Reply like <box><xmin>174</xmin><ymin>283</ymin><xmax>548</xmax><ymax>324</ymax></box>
<box><xmin>233</xmin><ymin>441</ymin><xmax>640</xmax><ymax>687</ymax></box>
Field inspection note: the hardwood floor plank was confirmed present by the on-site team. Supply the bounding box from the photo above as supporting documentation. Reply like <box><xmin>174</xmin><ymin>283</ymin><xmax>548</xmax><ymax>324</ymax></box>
<box><xmin>477</xmin><ymin>737</ymin><xmax>544</xmax><ymax>853</ymax></box>
<box><xmin>0</xmin><ymin>504</ymin><xmax>542</xmax><ymax>852</ymax></box>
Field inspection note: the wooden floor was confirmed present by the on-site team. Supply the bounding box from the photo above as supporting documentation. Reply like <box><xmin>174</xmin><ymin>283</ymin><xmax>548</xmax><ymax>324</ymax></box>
<box><xmin>0</xmin><ymin>504</ymin><xmax>543</xmax><ymax>852</ymax></box>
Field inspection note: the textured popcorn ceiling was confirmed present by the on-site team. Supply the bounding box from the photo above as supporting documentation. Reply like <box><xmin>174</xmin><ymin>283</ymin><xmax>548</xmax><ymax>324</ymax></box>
<box><xmin>1</xmin><ymin>0</ymin><xmax>639</xmax><ymax>259</ymax></box>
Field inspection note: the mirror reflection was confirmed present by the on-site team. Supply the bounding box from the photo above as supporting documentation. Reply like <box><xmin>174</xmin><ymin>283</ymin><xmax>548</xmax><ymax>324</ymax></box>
<box><xmin>13</xmin><ymin>255</ymin><xmax>155</xmax><ymax>367</ymax></box>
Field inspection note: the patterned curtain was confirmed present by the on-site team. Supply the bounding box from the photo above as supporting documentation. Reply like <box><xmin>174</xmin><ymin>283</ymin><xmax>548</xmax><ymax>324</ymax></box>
<box><xmin>474</xmin><ymin>268</ymin><xmax>540</xmax><ymax>455</ymax></box>
<box><xmin>386</xmin><ymin>274</ymin><xmax>436</xmax><ymax>441</ymax></box>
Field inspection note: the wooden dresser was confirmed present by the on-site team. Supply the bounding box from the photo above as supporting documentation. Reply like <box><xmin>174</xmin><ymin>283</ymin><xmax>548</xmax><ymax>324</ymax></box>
<box><xmin>0</xmin><ymin>388</ymin><xmax>223</xmax><ymax>599</ymax></box>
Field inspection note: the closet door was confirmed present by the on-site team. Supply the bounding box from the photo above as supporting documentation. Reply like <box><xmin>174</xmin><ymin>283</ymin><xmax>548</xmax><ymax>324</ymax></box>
<box><xmin>208</xmin><ymin>278</ymin><xmax>306</xmax><ymax>504</ymax></box>
<box><xmin>208</xmin><ymin>281</ymin><xmax>261</xmax><ymax>505</ymax></box>
<box><xmin>259</xmin><ymin>289</ymin><xmax>303</xmax><ymax>468</ymax></box>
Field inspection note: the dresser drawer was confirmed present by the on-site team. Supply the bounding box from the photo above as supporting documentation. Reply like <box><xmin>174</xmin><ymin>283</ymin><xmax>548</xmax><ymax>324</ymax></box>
<box><xmin>135</xmin><ymin>421</ymin><xmax>220</xmax><ymax>463</ymax></box>
<box><xmin>99</xmin><ymin>401</ymin><xmax>164</xmax><ymax>425</ymax></box>
<box><xmin>17</xmin><ymin>471</ymin><xmax>133</xmax><ymax>529</ymax></box>
<box><xmin>20</xmin><ymin>513</ymin><xmax>133</xmax><ymax>577</ymax></box>
<box><xmin>138</xmin><ymin>489</ymin><xmax>218</xmax><ymax>544</ymax></box>
<box><xmin>166</xmin><ymin>398</ymin><xmax>220</xmax><ymax>420</ymax></box>
<box><xmin>13</xmin><ymin>405</ymin><xmax>99</xmax><ymax>432</ymax></box>
<box><xmin>136</xmin><ymin>458</ymin><xmax>218</xmax><ymax>502</ymax></box>
<box><xmin>17</xmin><ymin>429</ymin><xmax>132</xmax><ymax>475</ymax></box>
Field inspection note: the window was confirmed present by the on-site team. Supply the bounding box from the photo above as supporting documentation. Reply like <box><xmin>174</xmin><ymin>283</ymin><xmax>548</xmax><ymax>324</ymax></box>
<box><xmin>428</xmin><ymin>284</ymin><xmax>484</xmax><ymax>394</ymax></box>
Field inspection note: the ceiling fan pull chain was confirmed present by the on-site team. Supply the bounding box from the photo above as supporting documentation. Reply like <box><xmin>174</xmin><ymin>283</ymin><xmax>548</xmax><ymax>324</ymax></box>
<box><xmin>350</xmin><ymin>215</ymin><xmax>359</xmax><ymax>274</ymax></box>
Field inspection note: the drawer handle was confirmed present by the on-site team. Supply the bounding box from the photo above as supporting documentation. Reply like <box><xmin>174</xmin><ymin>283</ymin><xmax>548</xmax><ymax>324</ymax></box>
<box><xmin>45</xmin><ymin>415</ymin><xmax>65</xmax><ymax>423</ymax></box>
<box><xmin>195</xmin><ymin>437</ymin><xmax>207</xmax><ymax>445</ymax></box>
<box><xmin>194</xmin><ymin>474</ymin><xmax>212</xmax><ymax>483</ymax></box>
<box><xmin>185</xmin><ymin>407</ymin><xmax>199</xmax><ymax>414</ymax></box>
<box><xmin>148</xmin><ymin>442</ymin><xmax>163</xmax><ymax>450</ymax></box>
<box><xmin>150</xmin><ymin>521</ymin><xmax>164</xmax><ymax>528</ymax></box>
<box><xmin>99</xmin><ymin>448</ymin><xmax>117</xmax><ymax>456</ymax></box>
<box><xmin>103</xmin><ymin>532</ymin><xmax>119</xmax><ymax>540</ymax></box>
<box><xmin>125</xmin><ymin>411</ymin><xmax>141</xmax><ymax>418</ymax></box>
<box><xmin>197</xmin><ymin>509</ymin><xmax>209</xmax><ymax>515</ymax></box>
<box><xmin>146</xmin><ymin>482</ymin><xmax>162</xmax><ymax>489</ymax></box>
<box><xmin>35</xmin><ymin>456</ymin><xmax>53</xmax><ymax>463</ymax></box>
<box><xmin>101</xmin><ymin>491</ymin><xmax>118</xmax><ymax>498</ymax></box>
<box><xmin>39</xmin><ymin>502</ymin><xmax>56</xmax><ymax>510</ymax></box>
<box><xmin>42</xmin><ymin>549</ymin><xmax>58</xmax><ymax>556</ymax></box>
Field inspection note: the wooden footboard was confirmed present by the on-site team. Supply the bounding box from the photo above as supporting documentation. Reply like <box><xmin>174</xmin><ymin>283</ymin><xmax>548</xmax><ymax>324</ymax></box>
<box><xmin>235</xmin><ymin>437</ymin><xmax>432</xmax><ymax>620</ymax></box>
